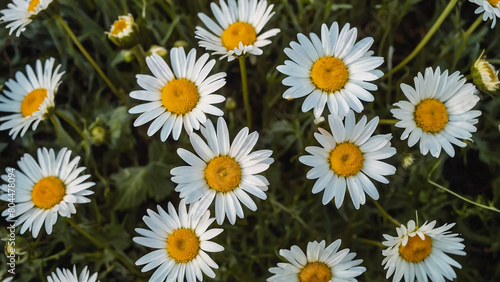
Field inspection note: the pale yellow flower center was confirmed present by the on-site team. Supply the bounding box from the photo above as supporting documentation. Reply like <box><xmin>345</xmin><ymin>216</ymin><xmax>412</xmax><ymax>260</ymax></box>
<box><xmin>488</xmin><ymin>0</ymin><xmax>500</xmax><ymax>6</ymax></box>
<box><xmin>299</xmin><ymin>262</ymin><xmax>332</xmax><ymax>282</ymax></box>
<box><xmin>21</xmin><ymin>88</ymin><xmax>48</xmax><ymax>117</ymax></box>
<box><xmin>166</xmin><ymin>228</ymin><xmax>200</xmax><ymax>263</ymax></box>
<box><xmin>330</xmin><ymin>143</ymin><xmax>364</xmax><ymax>177</ymax></box>
<box><xmin>110</xmin><ymin>19</ymin><xmax>128</xmax><ymax>36</ymax></box>
<box><xmin>311</xmin><ymin>57</ymin><xmax>349</xmax><ymax>92</ymax></box>
<box><xmin>161</xmin><ymin>78</ymin><xmax>199</xmax><ymax>115</ymax></box>
<box><xmin>399</xmin><ymin>234</ymin><xmax>432</xmax><ymax>263</ymax></box>
<box><xmin>221</xmin><ymin>22</ymin><xmax>257</xmax><ymax>51</ymax></box>
<box><xmin>32</xmin><ymin>176</ymin><xmax>66</xmax><ymax>209</ymax></box>
<box><xmin>28</xmin><ymin>0</ymin><xmax>40</xmax><ymax>12</ymax></box>
<box><xmin>414</xmin><ymin>99</ymin><xmax>448</xmax><ymax>133</ymax></box>
<box><xmin>205</xmin><ymin>156</ymin><xmax>241</xmax><ymax>193</ymax></box>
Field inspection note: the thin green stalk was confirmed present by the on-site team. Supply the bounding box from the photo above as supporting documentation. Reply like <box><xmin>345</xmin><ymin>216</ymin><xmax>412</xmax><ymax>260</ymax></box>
<box><xmin>382</xmin><ymin>0</ymin><xmax>458</xmax><ymax>80</ymax></box>
<box><xmin>54</xmin><ymin>15</ymin><xmax>129</xmax><ymax>106</ymax></box>
<box><xmin>372</xmin><ymin>199</ymin><xmax>401</xmax><ymax>227</ymax></box>
<box><xmin>379</xmin><ymin>119</ymin><xmax>398</xmax><ymax>125</ymax></box>
<box><xmin>132</xmin><ymin>44</ymin><xmax>147</xmax><ymax>73</ymax></box>
<box><xmin>453</xmin><ymin>16</ymin><xmax>484</xmax><ymax>69</ymax></box>
<box><xmin>239</xmin><ymin>56</ymin><xmax>252</xmax><ymax>129</ymax></box>
<box><xmin>55</xmin><ymin>110</ymin><xmax>84</xmax><ymax>139</ymax></box>
<box><xmin>353</xmin><ymin>236</ymin><xmax>385</xmax><ymax>248</ymax></box>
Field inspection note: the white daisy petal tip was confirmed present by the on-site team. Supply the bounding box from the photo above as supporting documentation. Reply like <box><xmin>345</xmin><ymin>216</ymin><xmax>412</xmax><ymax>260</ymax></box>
<box><xmin>46</xmin><ymin>265</ymin><xmax>99</xmax><ymax>282</ymax></box>
<box><xmin>469</xmin><ymin>0</ymin><xmax>500</xmax><ymax>28</ymax></box>
<box><xmin>0</xmin><ymin>0</ymin><xmax>55</xmax><ymax>37</ymax></box>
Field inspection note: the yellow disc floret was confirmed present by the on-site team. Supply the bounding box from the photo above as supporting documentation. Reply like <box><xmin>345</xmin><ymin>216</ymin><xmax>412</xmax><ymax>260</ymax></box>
<box><xmin>399</xmin><ymin>234</ymin><xmax>433</xmax><ymax>263</ymax></box>
<box><xmin>110</xmin><ymin>19</ymin><xmax>128</xmax><ymax>36</ymax></box>
<box><xmin>161</xmin><ymin>78</ymin><xmax>199</xmax><ymax>115</ymax></box>
<box><xmin>299</xmin><ymin>262</ymin><xmax>332</xmax><ymax>282</ymax></box>
<box><xmin>330</xmin><ymin>143</ymin><xmax>364</xmax><ymax>177</ymax></box>
<box><xmin>489</xmin><ymin>0</ymin><xmax>500</xmax><ymax>6</ymax></box>
<box><xmin>28</xmin><ymin>0</ymin><xmax>40</xmax><ymax>12</ymax></box>
<box><xmin>205</xmin><ymin>156</ymin><xmax>241</xmax><ymax>193</ymax></box>
<box><xmin>414</xmin><ymin>99</ymin><xmax>448</xmax><ymax>133</ymax></box>
<box><xmin>32</xmin><ymin>176</ymin><xmax>66</xmax><ymax>209</ymax></box>
<box><xmin>21</xmin><ymin>88</ymin><xmax>48</xmax><ymax>117</ymax></box>
<box><xmin>166</xmin><ymin>228</ymin><xmax>200</xmax><ymax>263</ymax></box>
<box><xmin>221</xmin><ymin>22</ymin><xmax>257</xmax><ymax>51</ymax></box>
<box><xmin>311</xmin><ymin>57</ymin><xmax>349</xmax><ymax>92</ymax></box>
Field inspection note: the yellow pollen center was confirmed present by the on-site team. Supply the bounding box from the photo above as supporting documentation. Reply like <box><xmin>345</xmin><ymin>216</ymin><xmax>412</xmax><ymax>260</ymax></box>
<box><xmin>299</xmin><ymin>262</ymin><xmax>332</xmax><ymax>282</ymax></box>
<box><xmin>205</xmin><ymin>156</ymin><xmax>241</xmax><ymax>193</ymax></box>
<box><xmin>489</xmin><ymin>0</ymin><xmax>500</xmax><ymax>6</ymax></box>
<box><xmin>31</xmin><ymin>176</ymin><xmax>66</xmax><ymax>209</ymax></box>
<box><xmin>414</xmin><ymin>99</ymin><xmax>448</xmax><ymax>133</ymax></box>
<box><xmin>166</xmin><ymin>228</ymin><xmax>200</xmax><ymax>263</ymax></box>
<box><xmin>111</xmin><ymin>19</ymin><xmax>128</xmax><ymax>36</ymax></box>
<box><xmin>161</xmin><ymin>78</ymin><xmax>199</xmax><ymax>115</ymax></box>
<box><xmin>28</xmin><ymin>0</ymin><xmax>40</xmax><ymax>12</ymax></box>
<box><xmin>399</xmin><ymin>234</ymin><xmax>433</xmax><ymax>263</ymax></box>
<box><xmin>329</xmin><ymin>143</ymin><xmax>364</xmax><ymax>177</ymax></box>
<box><xmin>310</xmin><ymin>56</ymin><xmax>349</xmax><ymax>92</ymax></box>
<box><xmin>221</xmin><ymin>22</ymin><xmax>257</xmax><ymax>51</ymax></box>
<box><xmin>21</xmin><ymin>88</ymin><xmax>48</xmax><ymax>117</ymax></box>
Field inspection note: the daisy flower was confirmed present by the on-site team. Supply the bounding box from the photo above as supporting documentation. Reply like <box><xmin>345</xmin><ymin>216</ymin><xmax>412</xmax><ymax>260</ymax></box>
<box><xmin>133</xmin><ymin>200</ymin><xmax>224</xmax><ymax>281</ymax></box>
<box><xmin>0</xmin><ymin>147</ymin><xmax>95</xmax><ymax>238</ymax></box>
<box><xmin>299</xmin><ymin>111</ymin><xmax>396</xmax><ymax>209</ymax></box>
<box><xmin>0</xmin><ymin>57</ymin><xmax>64</xmax><ymax>139</ymax></box>
<box><xmin>469</xmin><ymin>0</ymin><xmax>500</xmax><ymax>28</ymax></box>
<box><xmin>471</xmin><ymin>50</ymin><xmax>500</xmax><ymax>93</ymax></box>
<box><xmin>391</xmin><ymin>67</ymin><xmax>481</xmax><ymax>158</ymax></box>
<box><xmin>277</xmin><ymin>22</ymin><xmax>384</xmax><ymax>118</ymax></box>
<box><xmin>47</xmin><ymin>265</ymin><xmax>99</xmax><ymax>282</ymax></box>
<box><xmin>382</xmin><ymin>219</ymin><xmax>466</xmax><ymax>282</ymax></box>
<box><xmin>128</xmin><ymin>48</ymin><xmax>226</xmax><ymax>141</ymax></box>
<box><xmin>171</xmin><ymin>117</ymin><xmax>274</xmax><ymax>225</ymax></box>
<box><xmin>106</xmin><ymin>13</ymin><xmax>139</xmax><ymax>48</ymax></box>
<box><xmin>268</xmin><ymin>240</ymin><xmax>366</xmax><ymax>281</ymax></box>
<box><xmin>195</xmin><ymin>0</ymin><xmax>280</xmax><ymax>61</ymax></box>
<box><xmin>0</xmin><ymin>0</ymin><xmax>54</xmax><ymax>37</ymax></box>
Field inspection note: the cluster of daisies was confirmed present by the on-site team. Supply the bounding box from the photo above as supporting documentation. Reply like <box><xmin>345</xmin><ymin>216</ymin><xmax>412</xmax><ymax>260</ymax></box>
<box><xmin>2</xmin><ymin>0</ymin><xmax>499</xmax><ymax>281</ymax></box>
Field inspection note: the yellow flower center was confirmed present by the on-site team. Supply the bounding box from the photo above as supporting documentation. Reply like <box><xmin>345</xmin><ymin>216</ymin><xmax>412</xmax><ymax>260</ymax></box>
<box><xmin>31</xmin><ymin>176</ymin><xmax>66</xmax><ymax>209</ymax></box>
<box><xmin>414</xmin><ymin>99</ymin><xmax>448</xmax><ymax>133</ymax></box>
<box><xmin>299</xmin><ymin>262</ymin><xmax>332</xmax><ymax>282</ymax></box>
<box><xmin>110</xmin><ymin>19</ymin><xmax>128</xmax><ymax>36</ymax></box>
<box><xmin>310</xmin><ymin>56</ymin><xmax>349</xmax><ymax>93</ymax></box>
<box><xmin>399</xmin><ymin>234</ymin><xmax>432</xmax><ymax>263</ymax></box>
<box><xmin>166</xmin><ymin>228</ymin><xmax>200</xmax><ymax>263</ymax></box>
<box><xmin>28</xmin><ymin>0</ymin><xmax>40</xmax><ymax>12</ymax></box>
<box><xmin>329</xmin><ymin>143</ymin><xmax>364</xmax><ymax>177</ymax></box>
<box><xmin>161</xmin><ymin>78</ymin><xmax>199</xmax><ymax>115</ymax></box>
<box><xmin>221</xmin><ymin>22</ymin><xmax>257</xmax><ymax>51</ymax></box>
<box><xmin>489</xmin><ymin>0</ymin><xmax>500</xmax><ymax>6</ymax></box>
<box><xmin>205</xmin><ymin>156</ymin><xmax>241</xmax><ymax>193</ymax></box>
<box><xmin>21</xmin><ymin>88</ymin><xmax>48</xmax><ymax>117</ymax></box>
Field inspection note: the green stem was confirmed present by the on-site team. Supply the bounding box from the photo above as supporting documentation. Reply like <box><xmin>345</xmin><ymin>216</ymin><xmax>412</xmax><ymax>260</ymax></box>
<box><xmin>353</xmin><ymin>236</ymin><xmax>385</xmax><ymax>248</ymax></box>
<box><xmin>238</xmin><ymin>56</ymin><xmax>252</xmax><ymax>129</ymax></box>
<box><xmin>372</xmin><ymin>199</ymin><xmax>401</xmax><ymax>226</ymax></box>
<box><xmin>427</xmin><ymin>161</ymin><xmax>500</xmax><ymax>213</ymax></box>
<box><xmin>453</xmin><ymin>16</ymin><xmax>483</xmax><ymax>69</ymax></box>
<box><xmin>55</xmin><ymin>110</ymin><xmax>84</xmax><ymax>139</ymax></box>
<box><xmin>378</xmin><ymin>119</ymin><xmax>398</xmax><ymax>125</ymax></box>
<box><xmin>382</xmin><ymin>0</ymin><xmax>458</xmax><ymax>80</ymax></box>
<box><xmin>54</xmin><ymin>15</ymin><xmax>129</xmax><ymax>106</ymax></box>
<box><xmin>132</xmin><ymin>44</ymin><xmax>147</xmax><ymax>72</ymax></box>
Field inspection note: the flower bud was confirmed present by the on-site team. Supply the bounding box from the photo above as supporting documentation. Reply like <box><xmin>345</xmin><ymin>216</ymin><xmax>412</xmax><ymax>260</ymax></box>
<box><xmin>106</xmin><ymin>14</ymin><xmax>139</xmax><ymax>49</ymax></box>
<box><xmin>471</xmin><ymin>50</ymin><xmax>500</xmax><ymax>94</ymax></box>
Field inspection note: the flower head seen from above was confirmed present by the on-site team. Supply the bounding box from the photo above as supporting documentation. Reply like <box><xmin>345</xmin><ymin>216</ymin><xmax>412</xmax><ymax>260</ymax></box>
<box><xmin>299</xmin><ymin>111</ymin><xmax>396</xmax><ymax>209</ymax></box>
<box><xmin>128</xmin><ymin>48</ymin><xmax>226</xmax><ymax>141</ymax></box>
<box><xmin>47</xmin><ymin>265</ymin><xmax>99</xmax><ymax>282</ymax></box>
<box><xmin>471</xmin><ymin>50</ymin><xmax>500</xmax><ymax>93</ymax></box>
<box><xmin>382</xmin><ymin>219</ymin><xmax>466</xmax><ymax>282</ymax></box>
<box><xmin>171</xmin><ymin>117</ymin><xmax>274</xmax><ymax>225</ymax></box>
<box><xmin>106</xmin><ymin>13</ymin><xmax>138</xmax><ymax>48</ymax></box>
<box><xmin>391</xmin><ymin>67</ymin><xmax>481</xmax><ymax>158</ymax></box>
<box><xmin>195</xmin><ymin>0</ymin><xmax>280</xmax><ymax>61</ymax></box>
<box><xmin>0</xmin><ymin>57</ymin><xmax>64</xmax><ymax>139</ymax></box>
<box><xmin>133</xmin><ymin>200</ymin><xmax>224</xmax><ymax>281</ymax></box>
<box><xmin>0</xmin><ymin>0</ymin><xmax>54</xmax><ymax>37</ymax></box>
<box><xmin>0</xmin><ymin>148</ymin><xmax>95</xmax><ymax>238</ymax></box>
<box><xmin>277</xmin><ymin>22</ymin><xmax>384</xmax><ymax>118</ymax></box>
<box><xmin>469</xmin><ymin>0</ymin><xmax>500</xmax><ymax>28</ymax></box>
<box><xmin>268</xmin><ymin>239</ymin><xmax>366</xmax><ymax>282</ymax></box>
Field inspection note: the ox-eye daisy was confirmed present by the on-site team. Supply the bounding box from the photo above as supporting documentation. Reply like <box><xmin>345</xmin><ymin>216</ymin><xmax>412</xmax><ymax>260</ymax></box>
<box><xmin>106</xmin><ymin>13</ymin><xmax>138</xmax><ymax>48</ymax></box>
<box><xmin>277</xmin><ymin>22</ymin><xmax>384</xmax><ymax>118</ymax></box>
<box><xmin>471</xmin><ymin>50</ymin><xmax>500</xmax><ymax>93</ymax></box>
<box><xmin>171</xmin><ymin>117</ymin><xmax>274</xmax><ymax>225</ymax></box>
<box><xmin>299</xmin><ymin>111</ymin><xmax>396</xmax><ymax>209</ymax></box>
<box><xmin>129</xmin><ymin>48</ymin><xmax>226</xmax><ymax>141</ymax></box>
<box><xmin>195</xmin><ymin>0</ymin><xmax>280</xmax><ymax>61</ymax></box>
<box><xmin>47</xmin><ymin>265</ymin><xmax>98</xmax><ymax>282</ymax></box>
<box><xmin>469</xmin><ymin>0</ymin><xmax>500</xmax><ymax>28</ymax></box>
<box><xmin>268</xmin><ymin>240</ymin><xmax>366</xmax><ymax>281</ymax></box>
<box><xmin>0</xmin><ymin>57</ymin><xmax>64</xmax><ymax>139</ymax></box>
<box><xmin>391</xmin><ymin>67</ymin><xmax>481</xmax><ymax>158</ymax></box>
<box><xmin>382</xmin><ymin>220</ymin><xmax>466</xmax><ymax>282</ymax></box>
<box><xmin>133</xmin><ymin>200</ymin><xmax>224</xmax><ymax>281</ymax></box>
<box><xmin>0</xmin><ymin>0</ymin><xmax>55</xmax><ymax>36</ymax></box>
<box><xmin>0</xmin><ymin>148</ymin><xmax>95</xmax><ymax>238</ymax></box>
